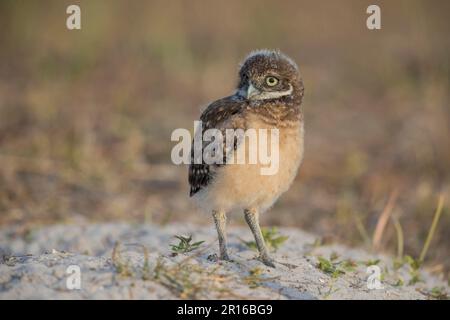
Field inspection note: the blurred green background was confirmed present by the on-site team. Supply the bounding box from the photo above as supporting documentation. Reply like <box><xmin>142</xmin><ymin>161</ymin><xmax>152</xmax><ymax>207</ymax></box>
<box><xmin>0</xmin><ymin>1</ymin><xmax>449</xmax><ymax>277</ymax></box>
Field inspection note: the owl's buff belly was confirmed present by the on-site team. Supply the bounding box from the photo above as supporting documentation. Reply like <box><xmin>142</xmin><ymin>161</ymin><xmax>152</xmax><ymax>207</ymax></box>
<box><xmin>193</xmin><ymin>118</ymin><xmax>304</xmax><ymax>214</ymax></box>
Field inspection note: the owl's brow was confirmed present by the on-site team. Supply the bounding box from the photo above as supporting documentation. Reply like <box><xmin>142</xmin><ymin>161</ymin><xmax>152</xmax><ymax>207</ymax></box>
<box><xmin>264</xmin><ymin>71</ymin><xmax>282</xmax><ymax>78</ymax></box>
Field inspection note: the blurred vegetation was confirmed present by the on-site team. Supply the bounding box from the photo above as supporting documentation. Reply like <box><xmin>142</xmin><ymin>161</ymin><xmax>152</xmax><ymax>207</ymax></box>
<box><xmin>0</xmin><ymin>1</ymin><xmax>449</xmax><ymax>277</ymax></box>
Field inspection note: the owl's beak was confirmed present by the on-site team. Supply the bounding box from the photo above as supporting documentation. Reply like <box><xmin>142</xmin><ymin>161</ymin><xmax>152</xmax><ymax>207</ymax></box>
<box><xmin>246</xmin><ymin>83</ymin><xmax>260</xmax><ymax>100</ymax></box>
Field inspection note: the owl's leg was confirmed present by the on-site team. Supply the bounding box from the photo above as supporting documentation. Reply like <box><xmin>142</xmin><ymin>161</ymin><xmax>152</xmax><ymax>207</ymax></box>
<box><xmin>212</xmin><ymin>210</ymin><xmax>230</xmax><ymax>261</ymax></box>
<box><xmin>244</xmin><ymin>208</ymin><xmax>275</xmax><ymax>268</ymax></box>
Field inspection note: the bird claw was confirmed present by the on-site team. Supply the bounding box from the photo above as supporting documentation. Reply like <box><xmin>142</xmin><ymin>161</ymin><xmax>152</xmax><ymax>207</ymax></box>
<box><xmin>220</xmin><ymin>252</ymin><xmax>231</xmax><ymax>261</ymax></box>
<box><xmin>207</xmin><ymin>253</ymin><xmax>231</xmax><ymax>262</ymax></box>
<box><xmin>260</xmin><ymin>256</ymin><xmax>276</xmax><ymax>268</ymax></box>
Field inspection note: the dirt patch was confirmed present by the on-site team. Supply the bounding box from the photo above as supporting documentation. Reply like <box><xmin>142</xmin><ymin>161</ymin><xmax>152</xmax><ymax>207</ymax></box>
<box><xmin>0</xmin><ymin>223</ymin><xmax>447</xmax><ymax>299</ymax></box>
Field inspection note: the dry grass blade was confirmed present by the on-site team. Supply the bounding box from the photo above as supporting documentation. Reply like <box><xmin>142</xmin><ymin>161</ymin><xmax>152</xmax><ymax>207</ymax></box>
<box><xmin>372</xmin><ymin>189</ymin><xmax>399</xmax><ymax>251</ymax></box>
<box><xmin>354</xmin><ymin>215</ymin><xmax>371</xmax><ymax>246</ymax></box>
<box><xmin>391</xmin><ymin>216</ymin><xmax>404</xmax><ymax>258</ymax></box>
<box><xmin>419</xmin><ymin>195</ymin><xmax>445</xmax><ymax>264</ymax></box>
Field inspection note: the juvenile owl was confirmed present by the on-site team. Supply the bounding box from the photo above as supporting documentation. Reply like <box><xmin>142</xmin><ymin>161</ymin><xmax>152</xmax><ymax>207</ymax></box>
<box><xmin>189</xmin><ymin>50</ymin><xmax>304</xmax><ymax>267</ymax></box>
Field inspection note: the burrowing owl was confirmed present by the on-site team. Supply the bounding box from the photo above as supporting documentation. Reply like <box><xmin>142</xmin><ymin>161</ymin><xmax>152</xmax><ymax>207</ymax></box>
<box><xmin>189</xmin><ymin>50</ymin><xmax>304</xmax><ymax>267</ymax></box>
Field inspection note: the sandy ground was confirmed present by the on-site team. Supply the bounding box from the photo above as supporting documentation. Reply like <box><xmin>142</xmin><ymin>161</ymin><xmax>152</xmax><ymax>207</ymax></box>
<box><xmin>0</xmin><ymin>223</ymin><xmax>447</xmax><ymax>300</ymax></box>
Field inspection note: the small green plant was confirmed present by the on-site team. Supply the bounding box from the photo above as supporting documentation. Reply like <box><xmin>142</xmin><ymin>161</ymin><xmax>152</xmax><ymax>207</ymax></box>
<box><xmin>389</xmin><ymin>197</ymin><xmax>445</xmax><ymax>287</ymax></box>
<box><xmin>312</xmin><ymin>238</ymin><xmax>323</xmax><ymax>248</ymax></box>
<box><xmin>402</xmin><ymin>255</ymin><xmax>423</xmax><ymax>285</ymax></box>
<box><xmin>244</xmin><ymin>267</ymin><xmax>264</xmax><ymax>288</ymax></box>
<box><xmin>341</xmin><ymin>259</ymin><xmax>358</xmax><ymax>272</ymax></box>
<box><xmin>170</xmin><ymin>235</ymin><xmax>204</xmax><ymax>255</ymax></box>
<box><xmin>153</xmin><ymin>256</ymin><xmax>165</xmax><ymax>280</ymax></box>
<box><xmin>394</xmin><ymin>277</ymin><xmax>404</xmax><ymax>287</ymax></box>
<box><xmin>364</xmin><ymin>259</ymin><xmax>380</xmax><ymax>266</ymax></box>
<box><xmin>242</xmin><ymin>227</ymin><xmax>289</xmax><ymax>252</ymax></box>
<box><xmin>153</xmin><ymin>255</ymin><xmax>235</xmax><ymax>299</ymax></box>
<box><xmin>393</xmin><ymin>258</ymin><xmax>405</xmax><ymax>270</ymax></box>
<box><xmin>419</xmin><ymin>287</ymin><xmax>448</xmax><ymax>300</ymax></box>
<box><xmin>330</xmin><ymin>252</ymin><xmax>340</xmax><ymax>261</ymax></box>
<box><xmin>304</xmin><ymin>238</ymin><xmax>324</xmax><ymax>255</ymax></box>
<box><xmin>322</xmin><ymin>282</ymin><xmax>340</xmax><ymax>299</ymax></box>
<box><xmin>142</xmin><ymin>246</ymin><xmax>151</xmax><ymax>281</ymax></box>
<box><xmin>408</xmin><ymin>270</ymin><xmax>422</xmax><ymax>285</ymax></box>
<box><xmin>111</xmin><ymin>242</ymin><xmax>133</xmax><ymax>277</ymax></box>
<box><xmin>243</xmin><ymin>267</ymin><xmax>279</xmax><ymax>289</ymax></box>
<box><xmin>404</xmin><ymin>255</ymin><xmax>421</xmax><ymax>270</ymax></box>
<box><xmin>316</xmin><ymin>256</ymin><xmax>345</xmax><ymax>278</ymax></box>
<box><xmin>391</xmin><ymin>255</ymin><xmax>424</xmax><ymax>285</ymax></box>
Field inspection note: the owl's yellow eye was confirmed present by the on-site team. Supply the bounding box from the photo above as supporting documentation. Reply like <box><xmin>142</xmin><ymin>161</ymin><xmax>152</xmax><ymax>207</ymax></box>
<box><xmin>265</xmin><ymin>76</ymin><xmax>279</xmax><ymax>87</ymax></box>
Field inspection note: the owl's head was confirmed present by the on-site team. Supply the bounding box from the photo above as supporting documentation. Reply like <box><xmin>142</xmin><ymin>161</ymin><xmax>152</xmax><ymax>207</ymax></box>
<box><xmin>237</xmin><ymin>49</ymin><xmax>303</xmax><ymax>102</ymax></box>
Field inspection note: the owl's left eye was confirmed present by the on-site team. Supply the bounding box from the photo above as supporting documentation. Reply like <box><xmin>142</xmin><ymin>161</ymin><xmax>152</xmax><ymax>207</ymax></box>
<box><xmin>265</xmin><ymin>76</ymin><xmax>279</xmax><ymax>87</ymax></box>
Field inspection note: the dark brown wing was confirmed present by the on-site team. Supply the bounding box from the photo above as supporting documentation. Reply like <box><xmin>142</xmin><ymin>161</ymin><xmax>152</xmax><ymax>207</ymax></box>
<box><xmin>189</xmin><ymin>95</ymin><xmax>245</xmax><ymax>196</ymax></box>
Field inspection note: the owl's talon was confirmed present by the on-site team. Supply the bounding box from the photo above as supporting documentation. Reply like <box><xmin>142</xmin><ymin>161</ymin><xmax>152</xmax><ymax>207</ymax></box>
<box><xmin>207</xmin><ymin>253</ymin><xmax>231</xmax><ymax>262</ymax></box>
<box><xmin>260</xmin><ymin>256</ymin><xmax>276</xmax><ymax>268</ymax></box>
<box><xmin>207</xmin><ymin>254</ymin><xmax>218</xmax><ymax>262</ymax></box>
<box><xmin>220</xmin><ymin>253</ymin><xmax>231</xmax><ymax>261</ymax></box>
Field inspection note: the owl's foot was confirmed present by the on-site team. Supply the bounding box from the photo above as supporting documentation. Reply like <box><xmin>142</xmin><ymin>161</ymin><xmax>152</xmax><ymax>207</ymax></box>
<box><xmin>259</xmin><ymin>255</ymin><xmax>276</xmax><ymax>268</ymax></box>
<box><xmin>207</xmin><ymin>252</ymin><xmax>232</xmax><ymax>263</ymax></box>
<box><xmin>220</xmin><ymin>252</ymin><xmax>231</xmax><ymax>261</ymax></box>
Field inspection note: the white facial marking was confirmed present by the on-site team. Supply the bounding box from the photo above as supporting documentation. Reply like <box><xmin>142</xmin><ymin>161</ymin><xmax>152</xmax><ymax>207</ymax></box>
<box><xmin>247</xmin><ymin>83</ymin><xmax>293</xmax><ymax>101</ymax></box>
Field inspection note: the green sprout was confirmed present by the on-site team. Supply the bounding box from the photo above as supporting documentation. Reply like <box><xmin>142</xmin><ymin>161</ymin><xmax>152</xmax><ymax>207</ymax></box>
<box><xmin>364</xmin><ymin>259</ymin><xmax>380</xmax><ymax>266</ymax></box>
<box><xmin>316</xmin><ymin>256</ymin><xmax>346</xmax><ymax>278</ymax></box>
<box><xmin>243</xmin><ymin>267</ymin><xmax>279</xmax><ymax>289</ymax></box>
<box><xmin>420</xmin><ymin>287</ymin><xmax>448</xmax><ymax>300</ymax></box>
<box><xmin>170</xmin><ymin>235</ymin><xmax>204</xmax><ymax>255</ymax></box>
